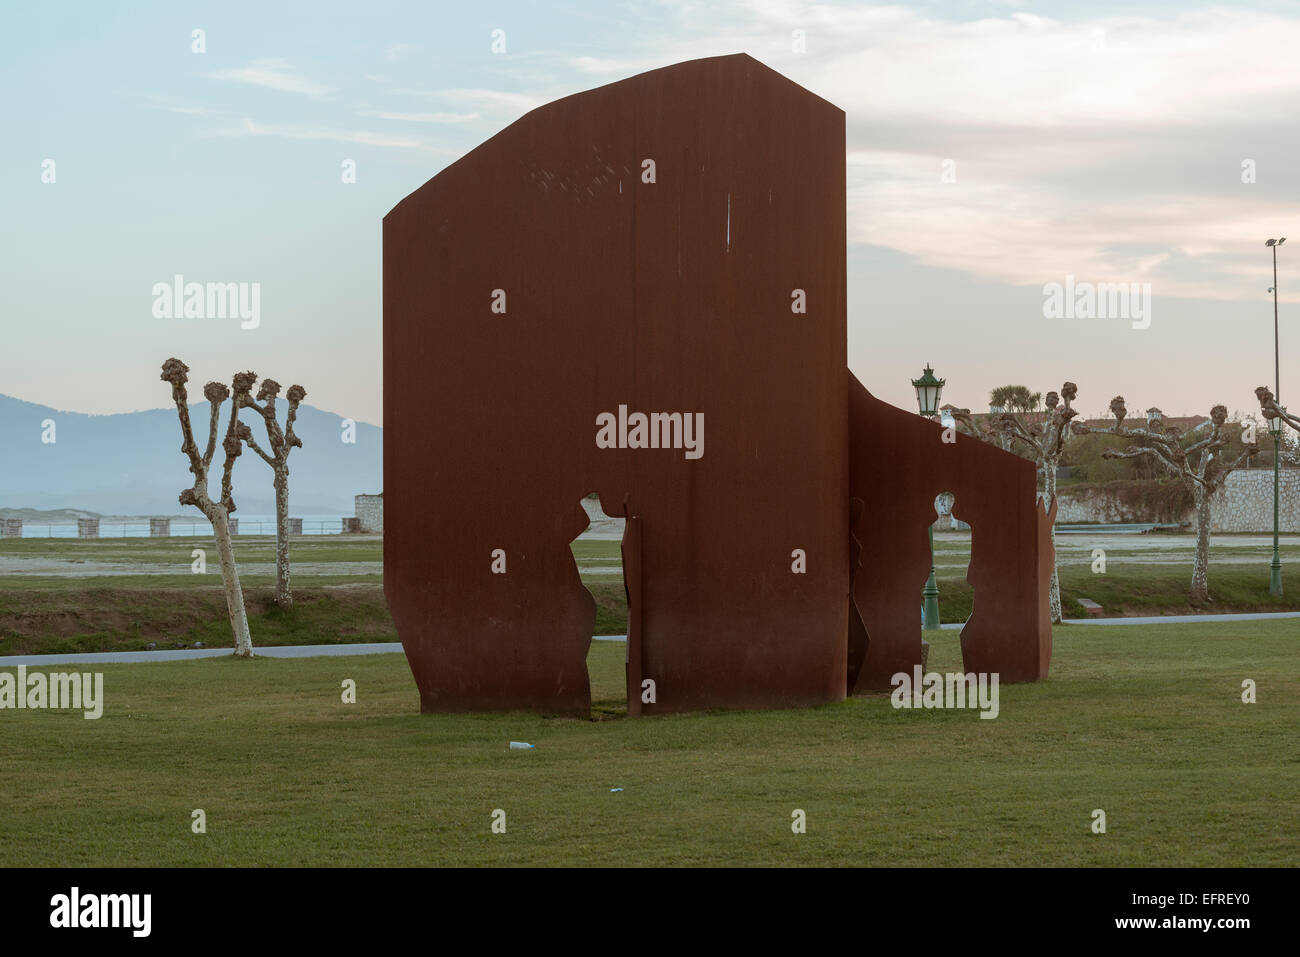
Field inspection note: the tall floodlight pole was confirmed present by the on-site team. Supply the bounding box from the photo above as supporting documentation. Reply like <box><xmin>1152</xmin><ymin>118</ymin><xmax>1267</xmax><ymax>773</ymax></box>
<box><xmin>912</xmin><ymin>365</ymin><xmax>945</xmax><ymax>630</ymax></box>
<box><xmin>1267</xmin><ymin>238</ymin><xmax>1286</xmax><ymax>597</ymax></box>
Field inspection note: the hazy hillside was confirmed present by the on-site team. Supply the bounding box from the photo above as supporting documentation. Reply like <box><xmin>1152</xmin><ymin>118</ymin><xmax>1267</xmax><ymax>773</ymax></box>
<box><xmin>0</xmin><ymin>394</ymin><xmax>381</xmax><ymax>515</ymax></box>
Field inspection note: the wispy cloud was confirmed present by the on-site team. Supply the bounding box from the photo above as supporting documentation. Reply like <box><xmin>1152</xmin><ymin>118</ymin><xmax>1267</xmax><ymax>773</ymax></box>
<box><xmin>570</xmin><ymin>54</ymin><xmax>668</xmax><ymax>74</ymax></box>
<box><xmin>206</xmin><ymin>117</ymin><xmax>456</xmax><ymax>153</ymax></box>
<box><xmin>848</xmin><ymin>147</ymin><xmax>1300</xmax><ymax>302</ymax></box>
<box><xmin>551</xmin><ymin>1</ymin><xmax>1300</xmax><ymax>301</ymax></box>
<box><xmin>156</xmin><ymin>103</ymin><xmax>219</xmax><ymax>116</ymax></box>
<box><xmin>391</xmin><ymin>86</ymin><xmax>547</xmax><ymax>117</ymax></box>
<box><xmin>120</xmin><ymin>91</ymin><xmax>221</xmax><ymax>116</ymax></box>
<box><xmin>359</xmin><ymin>109</ymin><xmax>480</xmax><ymax>124</ymax></box>
<box><xmin>206</xmin><ymin>58</ymin><xmax>334</xmax><ymax>98</ymax></box>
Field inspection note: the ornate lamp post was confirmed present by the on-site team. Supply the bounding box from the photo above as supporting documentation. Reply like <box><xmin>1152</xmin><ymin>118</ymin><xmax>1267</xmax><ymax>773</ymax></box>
<box><xmin>912</xmin><ymin>364</ymin><xmax>945</xmax><ymax>630</ymax></box>
<box><xmin>1267</xmin><ymin>237</ymin><xmax>1286</xmax><ymax>597</ymax></box>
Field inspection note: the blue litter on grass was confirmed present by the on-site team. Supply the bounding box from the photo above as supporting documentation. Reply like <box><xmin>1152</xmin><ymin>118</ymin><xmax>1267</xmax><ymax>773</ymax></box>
<box><xmin>509</xmin><ymin>741</ymin><xmax>535</xmax><ymax>750</ymax></box>
<box><xmin>610</xmin><ymin>788</ymin><xmax>624</xmax><ymax>792</ymax></box>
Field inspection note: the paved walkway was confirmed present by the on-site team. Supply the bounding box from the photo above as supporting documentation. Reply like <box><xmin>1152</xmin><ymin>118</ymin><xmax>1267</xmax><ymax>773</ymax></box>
<box><xmin>0</xmin><ymin>635</ymin><xmax>630</xmax><ymax>666</ymax></box>
<box><xmin>2</xmin><ymin>614</ymin><xmax>1295</xmax><ymax>667</ymax></box>
<box><xmin>937</xmin><ymin>611</ymin><xmax>1300</xmax><ymax>630</ymax></box>
<box><xmin>0</xmin><ymin>642</ymin><xmax>403</xmax><ymax>666</ymax></box>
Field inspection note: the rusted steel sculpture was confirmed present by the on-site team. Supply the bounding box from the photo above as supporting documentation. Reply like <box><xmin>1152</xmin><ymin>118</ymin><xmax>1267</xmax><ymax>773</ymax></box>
<box><xmin>848</xmin><ymin>375</ymin><xmax>1055</xmax><ymax>690</ymax></box>
<box><xmin>384</xmin><ymin>53</ymin><xmax>1053</xmax><ymax>715</ymax></box>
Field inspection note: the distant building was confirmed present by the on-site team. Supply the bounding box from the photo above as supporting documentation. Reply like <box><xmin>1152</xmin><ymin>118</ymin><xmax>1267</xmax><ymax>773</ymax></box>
<box><xmin>355</xmin><ymin>493</ymin><xmax>383</xmax><ymax>533</ymax></box>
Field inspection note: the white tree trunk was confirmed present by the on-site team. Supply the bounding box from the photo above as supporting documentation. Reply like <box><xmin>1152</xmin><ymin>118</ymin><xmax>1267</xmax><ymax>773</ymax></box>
<box><xmin>211</xmin><ymin>507</ymin><xmax>254</xmax><ymax>656</ymax></box>
<box><xmin>1190</xmin><ymin>487</ymin><xmax>1211</xmax><ymax>602</ymax></box>
<box><xmin>1042</xmin><ymin>458</ymin><xmax>1062</xmax><ymax>624</ymax></box>
<box><xmin>273</xmin><ymin>467</ymin><xmax>292</xmax><ymax>608</ymax></box>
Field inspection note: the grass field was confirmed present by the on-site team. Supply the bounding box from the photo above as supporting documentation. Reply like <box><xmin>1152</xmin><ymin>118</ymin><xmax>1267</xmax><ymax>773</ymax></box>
<box><xmin>2</xmin><ymin>534</ymin><xmax>1298</xmax><ymax>655</ymax></box>
<box><xmin>1</xmin><ymin>619</ymin><xmax>1294</xmax><ymax>866</ymax></box>
<box><xmin>0</xmin><ymin>537</ymin><xmax>628</xmax><ymax>654</ymax></box>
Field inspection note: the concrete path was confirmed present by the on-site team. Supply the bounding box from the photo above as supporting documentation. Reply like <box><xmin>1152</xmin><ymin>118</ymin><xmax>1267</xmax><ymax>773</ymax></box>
<box><xmin>0</xmin><ymin>635</ymin><xmax>631</xmax><ymax>667</ymax></box>
<box><xmin>937</xmin><ymin>611</ymin><xmax>1300</xmax><ymax>630</ymax></box>
<box><xmin>0</xmin><ymin>642</ymin><xmax>404</xmax><ymax>667</ymax></box>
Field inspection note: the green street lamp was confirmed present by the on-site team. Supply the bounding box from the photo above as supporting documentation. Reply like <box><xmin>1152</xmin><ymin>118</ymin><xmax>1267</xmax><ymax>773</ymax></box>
<box><xmin>912</xmin><ymin>364</ymin><xmax>945</xmax><ymax>418</ymax></box>
<box><xmin>1267</xmin><ymin>237</ymin><xmax>1286</xmax><ymax>597</ymax></box>
<box><xmin>912</xmin><ymin>364</ymin><xmax>945</xmax><ymax>630</ymax></box>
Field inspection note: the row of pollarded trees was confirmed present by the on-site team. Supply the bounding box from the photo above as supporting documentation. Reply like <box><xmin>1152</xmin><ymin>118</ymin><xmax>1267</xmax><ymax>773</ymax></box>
<box><xmin>952</xmin><ymin>383</ymin><xmax>1265</xmax><ymax>619</ymax></box>
<box><xmin>1076</xmin><ymin>398</ymin><xmax>1257</xmax><ymax>604</ymax></box>
<box><xmin>161</xmin><ymin>359</ymin><xmax>306</xmax><ymax>657</ymax></box>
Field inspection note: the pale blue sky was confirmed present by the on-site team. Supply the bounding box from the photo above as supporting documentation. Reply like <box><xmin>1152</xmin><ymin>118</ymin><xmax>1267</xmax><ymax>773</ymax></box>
<box><xmin>3</xmin><ymin>0</ymin><xmax>1299</xmax><ymax>426</ymax></box>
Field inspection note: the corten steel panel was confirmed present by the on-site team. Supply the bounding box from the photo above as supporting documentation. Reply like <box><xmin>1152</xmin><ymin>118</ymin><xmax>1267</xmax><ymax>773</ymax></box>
<box><xmin>847</xmin><ymin>373</ymin><xmax>1054</xmax><ymax>691</ymax></box>
<box><xmin>384</xmin><ymin>54</ymin><xmax>849</xmax><ymax>715</ymax></box>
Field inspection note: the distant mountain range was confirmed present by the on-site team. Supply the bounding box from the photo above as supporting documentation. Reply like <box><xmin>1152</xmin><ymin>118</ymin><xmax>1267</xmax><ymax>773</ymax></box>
<box><xmin>0</xmin><ymin>394</ymin><xmax>382</xmax><ymax>516</ymax></box>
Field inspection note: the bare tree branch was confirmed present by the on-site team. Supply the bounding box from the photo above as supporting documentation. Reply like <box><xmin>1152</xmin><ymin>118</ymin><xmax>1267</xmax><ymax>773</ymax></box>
<box><xmin>1257</xmin><ymin>386</ymin><xmax>1300</xmax><ymax>433</ymax></box>
<box><xmin>242</xmin><ymin>430</ymin><xmax>276</xmax><ymax>467</ymax></box>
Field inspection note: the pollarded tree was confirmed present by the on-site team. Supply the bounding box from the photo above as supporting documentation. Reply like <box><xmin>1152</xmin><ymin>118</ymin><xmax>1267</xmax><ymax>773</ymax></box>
<box><xmin>236</xmin><ymin>377</ymin><xmax>306</xmax><ymax>608</ymax></box>
<box><xmin>952</xmin><ymin>382</ymin><xmax>1079</xmax><ymax>623</ymax></box>
<box><xmin>161</xmin><ymin>358</ymin><xmax>254</xmax><ymax>656</ymax></box>
<box><xmin>1256</xmin><ymin>386</ymin><xmax>1300</xmax><ymax>435</ymax></box>
<box><xmin>1074</xmin><ymin>398</ymin><xmax>1257</xmax><ymax>602</ymax></box>
<box><xmin>1256</xmin><ymin>386</ymin><xmax>1300</xmax><ymax>465</ymax></box>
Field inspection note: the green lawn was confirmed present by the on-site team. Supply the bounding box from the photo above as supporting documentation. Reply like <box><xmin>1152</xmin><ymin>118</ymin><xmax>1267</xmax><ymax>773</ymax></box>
<box><xmin>0</xmin><ymin>582</ymin><xmax>629</xmax><ymax>656</ymax></box>
<box><xmin>0</xmin><ymin>534</ymin><xmax>385</xmax><ymax>566</ymax></box>
<box><xmin>935</xmin><ymin>563</ymin><xmax>1299</xmax><ymax>622</ymax></box>
<box><xmin>0</xmin><ymin>538</ymin><xmax>628</xmax><ymax>654</ymax></box>
<box><xmin>4</xmin><ymin>535</ymin><xmax>1300</xmax><ymax>656</ymax></box>
<box><xmin>1</xmin><ymin>620</ymin><xmax>1295</xmax><ymax>866</ymax></box>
